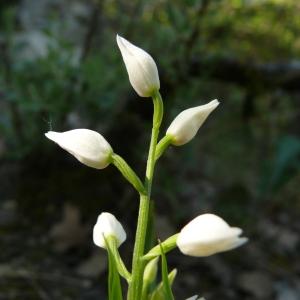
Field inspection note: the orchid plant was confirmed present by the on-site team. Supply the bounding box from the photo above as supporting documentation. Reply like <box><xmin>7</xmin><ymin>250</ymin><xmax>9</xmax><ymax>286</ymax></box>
<box><xmin>45</xmin><ymin>35</ymin><xmax>248</xmax><ymax>300</ymax></box>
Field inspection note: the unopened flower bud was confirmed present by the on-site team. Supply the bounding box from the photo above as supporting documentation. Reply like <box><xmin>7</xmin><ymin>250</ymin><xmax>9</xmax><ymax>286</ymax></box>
<box><xmin>166</xmin><ymin>100</ymin><xmax>219</xmax><ymax>146</ymax></box>
<box><xmin>93</xmin><ymin>212</ymin><xmax>126</xmax><ymax>249</ymax></box>
<box><xmin>186</xmin><ymin>296</ymin><xmax>204</xmax><ymax>300</ymax></box>
<box><xmin>45</xmin><ymin>129</ymin><xmax>112</xmax><ymax>169</ymax></box>
<box><xmin>143</xmin><ymin>257</ymin><xmax>159</xmax><ymax>284</ymax></box>
<box><xmin>116</xmin><ymin>35</ymin><xmax>160</xmax><ymax>97</ymax></box>
<box><xmin>177</xmin><ymin>213</ymin><xmax>248</xmax><ymax>257</ymax></box>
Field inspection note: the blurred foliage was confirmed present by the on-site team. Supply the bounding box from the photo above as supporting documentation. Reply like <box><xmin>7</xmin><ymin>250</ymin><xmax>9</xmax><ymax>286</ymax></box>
<box><xmin>0</xmin><ymin>0</ymin><xmax>299</xmax><ymax>221</ymax></box>
<box><xmin>0</xmin><ymin>1</ymin><xmax>299</xmax><ymax>299</ymax></box>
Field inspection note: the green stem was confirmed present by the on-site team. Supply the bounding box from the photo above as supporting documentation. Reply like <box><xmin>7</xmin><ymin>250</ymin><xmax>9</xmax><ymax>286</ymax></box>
<box><xmin>107</xmin><ymin>236</ymin><xmax>132</xmax><ymax>283</ymax></box>
<box><xmin>142</xmin><ymin>233</ymin><xmax>179</xmax><ymax>261</ymax></box>
<box><xmin>111</xmin><ymin>153</ymin><xmax>146</xmax><ymax>195</ymax></box>
<box><xmin>127</xmin><ymin>91</ymin><xmax>163</xmax><ymax>300</ymax></box>
<box><xmin>155</xmin><ymin>134</ymin><xmax>173</xmax><ymax>161</ymax></box>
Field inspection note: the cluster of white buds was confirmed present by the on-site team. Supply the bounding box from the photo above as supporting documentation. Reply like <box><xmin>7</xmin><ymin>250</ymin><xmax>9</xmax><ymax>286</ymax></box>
<box><xmin>45</xmin><ymin>34</ymin><xmax>248</xmax><ymax>299</ymax></box>
<box><xmin>116</xmin><ymin>35</ymin><xmax>220</xmax><ymax>146</ymax></box>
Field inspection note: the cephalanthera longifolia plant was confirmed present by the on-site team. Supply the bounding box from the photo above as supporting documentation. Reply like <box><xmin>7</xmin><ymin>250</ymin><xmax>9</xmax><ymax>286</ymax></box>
<box><xmin>45</xmin><ymin>35</ymin><xmax>248</xmax><ymax>300</ymax></box>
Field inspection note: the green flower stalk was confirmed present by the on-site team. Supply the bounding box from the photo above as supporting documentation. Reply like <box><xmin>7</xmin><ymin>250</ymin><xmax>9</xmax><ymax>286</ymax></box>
<box><xmin>45</xmin><ymin>34</ymin><xmax>248</xmax><ymax>300</ymax></box>
<box><xmin>127</xmin><ymin>91</ymin><xmax>163</xmax><ymax>300</ymax></box>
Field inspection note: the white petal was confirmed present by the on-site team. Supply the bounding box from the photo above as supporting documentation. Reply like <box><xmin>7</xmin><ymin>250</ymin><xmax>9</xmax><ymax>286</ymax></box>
<box><xmin>45</xmin><ymin>129</ymin><xmax>112</xmax><ymax>169</ymax></box>
<box><xmin>116</xmin><ymin>35</ymin><xmax>160</xmax><ymax>97</ymax></box>
<box><xmin>186</xmin><ymin>296</ymin><xmax>198</xmax><ymax>300</ymax></box>
<box><xmin>177</xmin><ymin>213</ymin><xmax>248</xmax><ymax>257</ymax></box>
<box><xmin>186</xmin><ymin>296</ymin><xmax>205</xmax><ymax>300</ymax></box>
<box><xmin>166</xmin><ymin>100</ymin><xmax>219</xmax><ymax>145</ymax></box>
<box><xmin>93</xmin><ymin>212</ymin><xmax>126</xmax><ymax>249</ymax></box>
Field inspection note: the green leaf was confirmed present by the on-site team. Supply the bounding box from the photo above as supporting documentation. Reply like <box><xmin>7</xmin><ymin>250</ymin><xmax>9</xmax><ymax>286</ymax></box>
<box><xmin>150</xmin><ymin>268</ymin><xmax>177</xmax><ymax>300</ymax></box>
<box><xmin>105</xmin><ymin>237</ymin><xmax>123</xmax><ymax>300</ymax></box>
<box><xmin>149</xmin><ymin>242</ymin><xmax>176</xmax><ymax>300</ymax></box>
<box><xmin>142</xmin><ymin>257</ymin><xmax>159</xmax><ymax>300</ymax></box>
<box><xmin>160</xmin><ymin>242</ymin><xmax>175</xmax><ymax>300</ymax></box>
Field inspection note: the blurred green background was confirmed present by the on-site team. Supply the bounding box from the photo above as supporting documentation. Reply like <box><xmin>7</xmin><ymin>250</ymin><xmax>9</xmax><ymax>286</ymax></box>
<box><xmin>0</xmin><ymin>0</ymin><xmax>299</xmax><ymax>299</ymax></box>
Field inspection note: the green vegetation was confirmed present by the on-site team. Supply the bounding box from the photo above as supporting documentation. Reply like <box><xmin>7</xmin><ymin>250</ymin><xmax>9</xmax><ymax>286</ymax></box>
<box><xmin>0</xmin><ymin>1</ymin><xmax>299</xmax><ymax>298</ymax></box>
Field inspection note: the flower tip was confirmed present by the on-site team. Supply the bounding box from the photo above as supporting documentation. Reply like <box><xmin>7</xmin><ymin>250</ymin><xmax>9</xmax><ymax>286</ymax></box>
<box><xmin>116</xmin><ymin>34</ymin><xmax>121</xmax><ymax>42</ymax></box>
<box><xmin>116</xmin><ymin>34</ymin><xmax>127</xmax><ymax>48</ymax></box>
<box><xmin>45</xmin><ymin>131</ymin><xmax>59</xmax><ymax>142</ymax></box>
<box><xmin>209</xmin><ymin>99</ymin><xmax>220</xmax><ymax>108</ymax></box>
<box><xmin>238</xmin><ymin>237</ymin><xmax>249</xmax><ymax>246</ymax></box>
<box><xmin>166</xmin><ymin>99</ymin><xmax>220</xmax><ymax>146</ymax></box>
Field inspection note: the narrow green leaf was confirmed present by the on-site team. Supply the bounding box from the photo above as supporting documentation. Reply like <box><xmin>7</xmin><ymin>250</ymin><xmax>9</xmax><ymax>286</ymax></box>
<box><xmin>142</xmin><ymin>257</ymin><xmax>159</xmax><ymax>300</ymax></box>
<box><xmin>105</xmin><ymin>236</ymin><xmax>123</xmax><ymax>300</ymax></box>
<box><xmin>159</xmin><ymin>242</ymin><xmax>175</xmax><ymax>300</ymax></box>
<box><xmin>150</xmin><ymin>268</ymin><xmax>177</xmax><ymax>300</ymax></box>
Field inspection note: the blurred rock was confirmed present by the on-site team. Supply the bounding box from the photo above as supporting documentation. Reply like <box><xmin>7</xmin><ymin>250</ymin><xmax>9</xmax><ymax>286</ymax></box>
<box><xmin>12</xmin><ymin>30</ymin><xmax>57</xmax><ymax>61</ymax></box>
<box><xmin>275</xmin><ymin>280</ymin><xmax>300</xmax><ymax>300</ymax></box>
<box><xmin>18</xmin><ymin>0</ymin><xmax>58</xmax><ymax>29</ymax></box>
<box><xmin>276</xmin><ymin>229</ymin><xmax>299</xmax><ymax>253</ymax></box>
<box><xmin>50</xmin><ymin>203</ymin><xmax>88</xmax><ymax>252</ymax></box>
<box><xmin>237</xmin><ymin>271</ymin><xmax>273</xmax><ymax>299</ymax></box>
<box><xmin>0</xmin><ymin>263</ymin><xmax>13</xmax><ymax>276</ymax></box>
<box><xmin>259</xmin><ymin>220</ymin><xmax>299</xmax><ymax>253</ymax></box>
<box><xmin>76</xmin><ymin>250</ymin><xmax>107</xmax><ymax>278</ymax></box>
<box><xmin>0</xmin><ymin>199</ymin><xmax>17</xmax><ymax>226</ymax></box>
<box><xmin>258</xmin><ymin>219</ymin><xmax>279</xmax><ymax>239</ymax></box>
<box><xmin>205</xmin><ymin>256</ymin><xmax>232</xmax><ymax>285</ymax></box>
<box><xmin>182</xmin><ymin>273</ymin><xmax>198</xmax><ymax>288</ymax></box>
<box><xmin>18</xmin><ymin>0</ymin><xmax>90</xmax><ymax>43</ymax></box>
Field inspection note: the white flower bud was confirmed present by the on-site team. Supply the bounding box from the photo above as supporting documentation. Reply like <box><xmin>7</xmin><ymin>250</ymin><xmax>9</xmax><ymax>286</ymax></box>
<box><xmin>45</xmin><ymin>129</ymin><xmax>112</xmax><ymax>169</ymax></box>
<box><xmin>166</xmin><ymin>99</ymin><xmax>219</xmax><ymax>146</ymax></box>
<box><xmin>186</xmin><ymin>296</ymin><xmax>204</xmax><ymax>300</ymax></box>
<box><xmin>116</xmin><ymin>35</ymin><xmax>160</xmax><ymax>97</ymax></box>
<box><xmin>177</xmin><ymin>214</ymin><xmax>248</xmax><ymax>257</ymax></box>
<box><xmin>143</xmin><ymin>257</ymin><xmax>159</xmax><ymax>283</ymax></box>
<box><xmin>93</xmin><ymin>212</ymin><xmax>126</xmax><ymax>249</ymax></box>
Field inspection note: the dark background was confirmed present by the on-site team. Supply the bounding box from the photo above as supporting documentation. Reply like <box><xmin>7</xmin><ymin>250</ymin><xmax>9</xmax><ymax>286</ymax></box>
<box><xmin>0</xmin><ymin>0</ymin><xmax>299</xmax><ymax>299</ymax></box>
